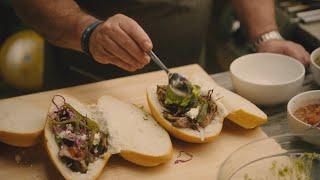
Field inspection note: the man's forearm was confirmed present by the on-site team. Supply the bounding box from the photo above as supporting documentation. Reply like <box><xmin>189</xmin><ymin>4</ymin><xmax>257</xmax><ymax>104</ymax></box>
<box><xmin>11</xmin><ymin>0</ymin><xmax>97</xmax><ymax>51</ymax></box>
<box><xmin>232</xmin><ymin>0</ymin><xmax>278</xmax><ymax>41</ymax></box>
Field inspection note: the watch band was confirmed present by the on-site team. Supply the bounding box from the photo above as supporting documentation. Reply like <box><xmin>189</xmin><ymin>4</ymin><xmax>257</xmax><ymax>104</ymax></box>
<box><xmin>81</xmin><ymin>20</ymin><xmax>103</xmax><ymax>57</ymax></box>
<box><xmin>252</xmin><ymin>30</ymin><xmax>284</xmax><ymax>51</ymax></box>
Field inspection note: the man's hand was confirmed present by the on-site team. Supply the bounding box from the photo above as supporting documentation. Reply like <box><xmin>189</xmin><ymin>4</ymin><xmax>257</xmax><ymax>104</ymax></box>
<box><xmin>232</xmin><ymin>0</ymin><xmax>310</xmax><ymax>66</ymax></box>
<box><xmin>89</xmin><ymin>14</ymin><xmax>152</xmax><ymax>72</ymax></box>
<box><xmin>12</xmin><ymin>1</ymin><xmax>152</xmax><ymax>72</ymax></box>
<box><xmin>257</xmin><ymin>40</ymin><xmax>310</xmax><ymax>66</ymax></box>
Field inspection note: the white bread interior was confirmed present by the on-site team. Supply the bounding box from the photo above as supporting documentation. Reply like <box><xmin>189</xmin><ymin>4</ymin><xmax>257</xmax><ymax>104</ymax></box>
<box><xmin>45</xmin><ymin>94</ymin><xmax>172</xmax><ymax>179</ymax></box>
<box><xmin>147</xmin><ymin>85</ymin><xmax>228</xmax><ymax>143</ymax></box>
<box><xmin>44</xmin><ymin>95</ymin><xmax>110</xmax><ymax>180</ymax></box>
<box><xmin>96</xmin><ymin>95</ymin><xmax>173</xmax><ymax>166</ymax></box>
<box><xmin>0</xmin><ymin>100</ymin><xmax>46</xmax><ymax>147</ymax></box>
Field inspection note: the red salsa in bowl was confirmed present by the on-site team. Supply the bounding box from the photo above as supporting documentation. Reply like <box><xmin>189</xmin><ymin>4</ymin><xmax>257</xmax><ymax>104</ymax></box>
<box><xmin>293</xmin><ymin>104</ymin><xmax>320</xmax><ymax>127</ymax></box>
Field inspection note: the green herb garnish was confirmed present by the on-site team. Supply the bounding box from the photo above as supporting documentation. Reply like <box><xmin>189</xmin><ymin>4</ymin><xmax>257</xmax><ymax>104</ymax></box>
<box><xmin>86</xmin><ymin>117</ymin><xmax>100</xmax><ymax>133</ymax></box>
<box><xmin>245</xmin><ymin>153</ymin><xmax>320</xmax><ymax>179</ymax></box>
<box><xmin>164</xmin><ymin>84</ymin><xmax>201</xmax><ymax>107</ymax></box>
<box><xmin>196</xmin><ymin>101</ymin><xmax>208</xmax><ymax>123</ymax></box>
<box><xmin>133</xmin><ymin>104</ymin><xmax>149</xmax><ymax>120</ymax></box>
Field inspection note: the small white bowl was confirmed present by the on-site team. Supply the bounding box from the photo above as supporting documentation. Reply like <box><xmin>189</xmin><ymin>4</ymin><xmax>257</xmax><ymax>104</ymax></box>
<box><xmin>287</xmin><ymin>90</ymin><xmax>320</xmax><ymax>146</ymax></box>
<box><xmin>310</xmin><ymin>47</ymin><xmax>320</xmax><ymax>86</ymax></box>
<box><xmin>230</xmin><ymin>53</ymin><xmax>305</xmax><ymax>106</ymax></box>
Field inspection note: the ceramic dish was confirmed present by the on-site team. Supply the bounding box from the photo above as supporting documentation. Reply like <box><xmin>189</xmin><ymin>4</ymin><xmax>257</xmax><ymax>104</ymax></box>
<box><xmin>287</xmin><ymin>90</ymin><xmax>320</xmax><ymax>146</ymax></box>
<box><xmin>310</xmin><ymin>47</ymin><xmax>320</xmax><ymax>86</ymax></box>
<box><xmin>230</xmin><ymin>53</ymin><xmax>305</xmax><ymax>106</ymax></box>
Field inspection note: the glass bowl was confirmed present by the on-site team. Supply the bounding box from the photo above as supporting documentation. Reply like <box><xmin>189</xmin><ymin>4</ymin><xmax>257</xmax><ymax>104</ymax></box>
<box><xmin>218</xmin><ymin>134</ymin><xmax>320</xmax><ymax>180</ymax></box>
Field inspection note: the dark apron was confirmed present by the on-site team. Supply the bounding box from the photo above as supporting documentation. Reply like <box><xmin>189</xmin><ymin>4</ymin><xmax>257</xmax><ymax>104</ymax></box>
<box><xmin>46</xmin><ymin>0</ymin><xmax>212</xmax><ymax>88</ymax></box>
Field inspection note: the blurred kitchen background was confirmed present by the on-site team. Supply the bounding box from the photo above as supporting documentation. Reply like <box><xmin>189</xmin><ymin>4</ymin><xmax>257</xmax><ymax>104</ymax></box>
<box><xmin>0</xmin><ymin>0</ymin><xmax>320</xmax><ymax>99</ymax></box>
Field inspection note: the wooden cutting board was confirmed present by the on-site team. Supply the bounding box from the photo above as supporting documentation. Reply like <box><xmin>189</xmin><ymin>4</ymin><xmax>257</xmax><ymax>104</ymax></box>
<box><xmin>0</xmin><ymin>64</ymin><xmax>269</xmax><ymax>180</ymax></box>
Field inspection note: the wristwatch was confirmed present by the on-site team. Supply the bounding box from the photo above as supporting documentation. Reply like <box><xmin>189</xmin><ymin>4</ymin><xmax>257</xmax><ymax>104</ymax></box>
<box><xmin>252</xmin><ymin>30</ymin><xmax>284</xmax><ymax>52</ymax></box>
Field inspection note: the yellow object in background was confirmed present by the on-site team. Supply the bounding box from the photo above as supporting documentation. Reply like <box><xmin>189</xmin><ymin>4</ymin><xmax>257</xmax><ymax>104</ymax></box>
<box><xmin>0</xmin><ymin>30</ymin><xmax>44</xmax><ymax>90</ymax></box>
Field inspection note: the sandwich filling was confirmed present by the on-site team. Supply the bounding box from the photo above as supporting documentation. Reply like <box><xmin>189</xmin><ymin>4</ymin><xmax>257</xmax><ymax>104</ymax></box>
<box><xmin>156</xmin><ymin>83</ymin><xmax>218</xmax><ymax>130</ymax></box>
<box><xmin>48</xmin><ymin>95</ymin><xmax>108</xmax><ymax>173</ymax></box>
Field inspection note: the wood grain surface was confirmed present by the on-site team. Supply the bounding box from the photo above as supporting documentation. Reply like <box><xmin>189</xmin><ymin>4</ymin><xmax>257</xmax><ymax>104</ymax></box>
<box><xmin>0</xmin><ymin>64</ymin><xmax>269</xmax><ymax>180</ymax></box>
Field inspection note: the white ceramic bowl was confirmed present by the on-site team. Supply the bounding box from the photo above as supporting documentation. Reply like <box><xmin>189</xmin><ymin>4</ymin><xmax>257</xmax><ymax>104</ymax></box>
<box><xmin>287</xmin><ymin>90</ymin><xmax>320</xmax><ymax>146</ymax></box>
<box><xmin>310</xmin><ymin>47</ymin><xmax>320</xmax><ymax>86</ymax></box>
<box><xmin>230</xmin><ymin>53</ymin><xmax>305</xmax><ymax>106</ymax></box>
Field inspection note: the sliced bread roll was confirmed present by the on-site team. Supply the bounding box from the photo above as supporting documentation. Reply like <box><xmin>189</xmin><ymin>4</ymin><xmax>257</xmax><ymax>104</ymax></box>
<box><xmin>214</xmin><ymin>85</ymin><xmax>267</xmax><ymax>128</ymax></box>
<box><xmin>44</xmin><ymin>95</ymin><xmax>111</xmax><ymax>180</ymax></box>
<box><xmin>45</xmin><ymin>94</ymin><xmax>172</xmax><ymax>180</ymax></box>
<box><xmin>96</xmin><ymin>96</ymin><xmax>173</xmax><ymax>166</ymax></box>
<box><xmin>147</xmin><ymin>73</ymin><xmax>267</xmax><ymax>143</ymax></box>
<box><xmin>188</xmin><ymin>75</ymin><xmax>267</xmax><ymax>129</ymax></box>
<box><xmin>0</xmin><ymin>100</ymin><xmax>46</xmax><ymax>147</ymax></box>
<box><xmin>147</xmin><ymin>85</ymin><xmax>228</xmax><ymax>143</ymax></box>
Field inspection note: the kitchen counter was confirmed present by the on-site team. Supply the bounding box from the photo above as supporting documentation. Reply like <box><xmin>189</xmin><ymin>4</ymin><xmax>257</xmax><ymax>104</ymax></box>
<box><xmin>212</xmin><ymin>71</ymin><xmax>318</xmax><ymax>136</ymax></box>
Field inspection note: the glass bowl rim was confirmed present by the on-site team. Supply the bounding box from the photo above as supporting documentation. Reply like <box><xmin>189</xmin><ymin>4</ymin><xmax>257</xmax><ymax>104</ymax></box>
<box><xmin>217</xmin><ymin>133</ymin><xmax>320</xmax><ymax>179</ymax></box>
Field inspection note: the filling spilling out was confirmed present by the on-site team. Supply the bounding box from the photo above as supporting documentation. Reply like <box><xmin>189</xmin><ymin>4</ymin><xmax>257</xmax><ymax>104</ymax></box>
<box><xmin>157</xmin><ymin>83</ymin><xmax>218</xmax><ymax>130</ymax></box>
<box><xmin>48</xmin><ymin>96</ymin><xmax>108</xmax><ymax>173</ymax></box>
